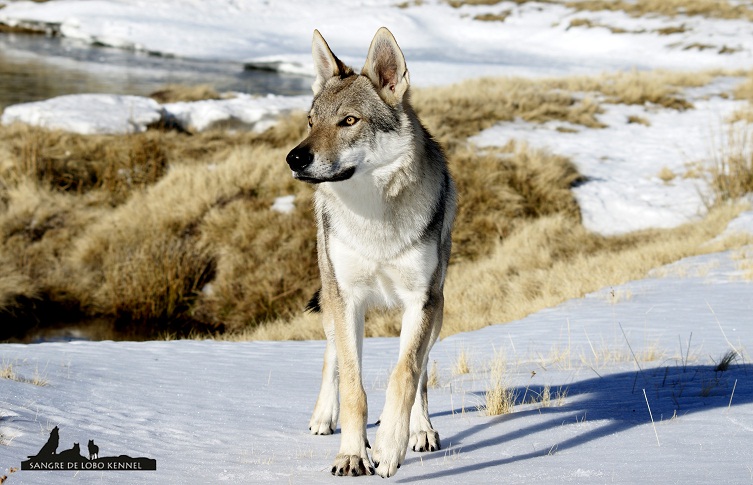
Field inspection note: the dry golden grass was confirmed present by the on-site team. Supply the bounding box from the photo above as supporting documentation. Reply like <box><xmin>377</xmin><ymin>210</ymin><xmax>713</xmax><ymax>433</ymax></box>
<box><xmin>547</xmin><ymin>70</ymin><xmax>713</xmax><ymax>110</ymax></box>
<box><xmin>439</xmin><ymin>203</ymin><xmax>750</xmax><ymax>338</ymax></box>
<box><xmin>427</xmin><ymin>360</ymin><xmax>440</xmax><ymax>388</ymax></box>
<box><xmin>453</xmin><ymin>347</ymin><xmax>471</xmax><ymax>375</ymax></box>
<box><xmin>526</xmin><ymin>384</ymin><xmax>567</xmax><ymax>407</ymax></box>
<box><xmin>447</xmin><ymin>0</ymin><xmax>507</xmax><ymax>7</ymax></box>
<box><xmin>149</xmin><ymin>84</ymin><xmax>222</xmax><ymax>104</ymax></box>
<box><xmin>1</xmin><ymin>68</ymin><xmax>752</xmax><ymax>341</ymax></box>
<box><xmin>0</xmin><ymin>361</ymin><xmax>15</xmax><ymax>380</ymax></box>
<box><xmin>474</xmin><ymin>11</ymin><xmax>511</xmax><ymax>22</ymax></box>
<box><xmin>448</xmin><ymin>0</ymin><xmax>753</xmax><ymax>20</ymax></box>
<box><xmin>484</xmin><ymin>352</ymin><xmax>516</xmax><ymax>416</ymax></box>
<box><xmin>628</xmin><ymin>115</ymin><xmax>650</xmax><ymax>126</ymax></box>
<box><xmin>0</xmin><ymin>360</ymin><xmax>47</xmax><ymax>386</ymax></box>
<box><xmin>568</xmin><ymin>18</ymin><xmax>633</xmax><ymax>34</ymax></box>
<box><xmin>707</xmin><ymin>122</ymin><xmax>753</xmax><ymax>204</ymax></box>
<box><xmin>565</xmin><ymin>0</ymin><xmax>753</xmax><ymax>20</ymax></box>
<box><xmin>412</xmin><ymin>77</ymin><xmax>606</xmax><ymax>146</ymax></box>
<box><xmin>658</xmin><ymin>166</ymin><xmax>677</xmax><ymax>183</ymax></box>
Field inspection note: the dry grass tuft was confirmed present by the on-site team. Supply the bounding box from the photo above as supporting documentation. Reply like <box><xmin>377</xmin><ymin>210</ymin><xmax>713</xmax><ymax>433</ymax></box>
<box><xmin>658</xmin><ymin>166</ymin><xmax>677</xmax><ymax>183</ymax></box>
<box><xmin>447</xmin><ymin>0</ymin><xmax>507</xmax><ymax>7</ymax></box>
<box><xmin>0</xmin><ymin>361</ymin><xmax>15</xmax><ymax>380</ymax></box>
<box><xmin>0</xmin><ymin>360</ymin><xmax>47</xmax><ymax>386</ymax></box>
<box><xmin>527</xmin><ymin>384</ymin><xmax>568</xmax><ymax>407</ymax></box>
<box><xmin>149</xmin><ymin>84</ymin><xmax>222</xmax><ymax>104</ymax></box>
<box><xmin>568</xmin><ymin>18</ymin><xmax>633</xmax><ymax>34</ymax></box>
<box><xmin>474</xmin><ymin>11</ymin><xmax>511</xmax><ymax>21</ymax></box>
<box><xmin>484</xmin><ymin>352</ymin><xmax>516</xmax><ymax>416</ymax></box>
<box><xmin>453</xmin><ymin>347</ymin><xmax>471</xmax><ymax>375</ymax></box>
<box><xmin>707</xmin><ymin>122</ymin><xmax>753</xmax><ymax>204</ymax></box>
<box><xmin>428</xmin><ymin>360</ymin><xmax>440</xmax><ymax>388</ymax></box>
<box><xmin>628</xmin><ymin>115</ymin><xmax>650</xmax><ymax>126</ymax></box>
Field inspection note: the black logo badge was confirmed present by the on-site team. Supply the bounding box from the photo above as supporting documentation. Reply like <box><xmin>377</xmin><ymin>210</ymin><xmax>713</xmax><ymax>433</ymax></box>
<box><xmin>21</xmin><ymin>426</ymin><xmax>156</xmax><ymax>471</ymax></box>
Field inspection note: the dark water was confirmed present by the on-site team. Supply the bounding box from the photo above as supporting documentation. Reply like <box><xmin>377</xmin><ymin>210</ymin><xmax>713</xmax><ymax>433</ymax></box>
<box><xmin>0</xmin><ymin>32</ymin><xmax>311</xmax><ymax>111</ymax></box>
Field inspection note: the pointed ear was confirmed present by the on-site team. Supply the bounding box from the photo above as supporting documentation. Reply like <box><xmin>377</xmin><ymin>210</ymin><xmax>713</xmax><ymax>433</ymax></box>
<box><xmin>361</xmin><ymin>27</ymin><xmax>410</xmax><ymax>105</ymax></box>
<box><xmin>311</xmin><ymin>29</ymin><xmax>352</xmax><ymax>95</ymax></box>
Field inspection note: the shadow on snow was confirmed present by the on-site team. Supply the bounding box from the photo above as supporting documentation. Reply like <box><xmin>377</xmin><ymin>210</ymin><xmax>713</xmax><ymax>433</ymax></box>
<box><xmin>397</xmin><ymin>360</ymin><xmax>751</xmax><ymax>482</ymax></box>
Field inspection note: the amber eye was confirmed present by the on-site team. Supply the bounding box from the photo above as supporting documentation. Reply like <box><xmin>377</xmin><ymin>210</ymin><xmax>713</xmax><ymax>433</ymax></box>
<box><xmin>340</xmin><ymin>116</ymin><xmax>359</xmax><ymax>127</ymax></box>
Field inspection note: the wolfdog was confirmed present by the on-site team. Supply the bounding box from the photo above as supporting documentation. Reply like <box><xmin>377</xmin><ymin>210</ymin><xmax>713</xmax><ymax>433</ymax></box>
<box><xmin>286</xmin><ymin>27</ymin><xmax>456</xmax><ymax>477</ymax></box>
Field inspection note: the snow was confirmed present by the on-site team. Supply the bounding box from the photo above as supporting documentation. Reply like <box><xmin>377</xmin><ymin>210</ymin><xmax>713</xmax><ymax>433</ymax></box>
<box><xmin>0</xmin><ymin>94</ymin><xmax>163</xmax><ymax>134</ymax></box>
<box><xmin>1</xmin><ymin>248</ymin><xmax>751</xmax><ymax>483</ymax></box>
<box><xmin>163</xmin><ymin>94</ymin><xmax>311</xmax><ymax>133</ymax></box>
<box><xmin>1</xmin><ymin>0</ymin><xmax>753</xmax><ymax>482</ymax></box>
<box><xmin>271</xmin><ymin>195</ymin><xmax>296</xmax><ymax>214</ymax></box>
<box><xmin>0</xmin><ymin>93</ymin><xmax>312</xmax><ymax>135</ymax></box>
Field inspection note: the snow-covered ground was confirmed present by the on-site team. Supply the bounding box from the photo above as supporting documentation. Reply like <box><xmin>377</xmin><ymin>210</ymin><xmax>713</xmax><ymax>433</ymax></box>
<box><xmin>2</xmin><ymin>0</ymin><xmax>753</xmax><ymax>482</ymax></box>
<box><xmin>1</xmin><ymin>247</ymin><xmax>751</xmax><ymax>483</ymax></box>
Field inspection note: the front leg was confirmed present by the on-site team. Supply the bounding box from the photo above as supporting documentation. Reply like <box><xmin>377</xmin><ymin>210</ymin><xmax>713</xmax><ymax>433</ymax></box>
<box><xmin>373</xmin><ymin>294</ymin><xmax>443</xmax><ymax>478</ymax></box>
<box><xmin>310</xmin><ymin>315</ymin><xmax>339</xmax><ymax>435</ymax></box>
<box><xmin>331</xmin><ymin>296</ymin><xmax>373</xmax><ymax>476</ymax></box>
<box><xmin>410</xmin><ymin>317</ymin><xmax>442</xmax><ymax>452</ymax></box>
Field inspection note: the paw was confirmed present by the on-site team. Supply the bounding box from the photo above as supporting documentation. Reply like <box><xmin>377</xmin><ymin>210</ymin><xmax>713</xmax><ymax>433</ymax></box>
<box><xmin>409</xmin><ymin>429</ymin><xmax>441</xmax><ymax>452</ymax></box>
<box><xmin>372</xmin><ymin>436</ymin><xmax>405</xmax><ymax>478</ymax></box>
<box><xmin>309</xmin><ymin>415</ymin><xmax>336</xmax><ymax>435</ymax></box>
<box><xmin>330</xmin><ymin>454</ymin><xmax>374</xmax><ymax>477</ymax></box>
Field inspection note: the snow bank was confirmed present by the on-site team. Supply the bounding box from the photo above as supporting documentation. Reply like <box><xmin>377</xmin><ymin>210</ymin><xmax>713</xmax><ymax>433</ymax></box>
<box><xmin>0</xmin><ymin>93</ymin><xmax>312</xmax><ymax>135</ymax></box>
<box><xmin>0</xmin><ymin>94</ymin><xmax>162</xmax><ymax>135</ymax></box>
<box><xmin>163</xmin><ymin>93</ymin><xmax>311</xmax><ymax>133</ymax></box>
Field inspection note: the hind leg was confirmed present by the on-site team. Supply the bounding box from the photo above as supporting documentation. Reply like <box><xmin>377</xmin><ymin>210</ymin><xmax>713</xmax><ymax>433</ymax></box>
<box><xmin>309</xmin><ymin>315</ymin><xmax>339</xmax><ymax>435</ymax></box>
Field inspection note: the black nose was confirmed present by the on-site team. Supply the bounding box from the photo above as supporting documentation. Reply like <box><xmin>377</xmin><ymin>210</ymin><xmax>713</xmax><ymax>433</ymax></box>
<box><xmin>286</xmin><ymin>146</ymin><xmax>314</xmax><ymax>172</ymax></box>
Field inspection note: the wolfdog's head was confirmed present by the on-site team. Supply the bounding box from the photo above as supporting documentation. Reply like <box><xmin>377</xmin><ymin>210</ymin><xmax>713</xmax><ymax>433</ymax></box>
<box><xmin>286</xmin><ymin>27</ymin><xmax>412</xmax><ymax>184</ymax></box>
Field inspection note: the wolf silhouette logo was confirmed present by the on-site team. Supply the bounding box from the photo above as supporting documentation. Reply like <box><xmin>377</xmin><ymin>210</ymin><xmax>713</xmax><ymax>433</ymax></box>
<box><xmin>31</xmin><ymin>426</ymin><xmax>59</xmax><ymax>458</ymax></box>
<box><xmin>21</xmin><ymin>427</ymin><xmax>156</xmax><ymax>471</ymax></box>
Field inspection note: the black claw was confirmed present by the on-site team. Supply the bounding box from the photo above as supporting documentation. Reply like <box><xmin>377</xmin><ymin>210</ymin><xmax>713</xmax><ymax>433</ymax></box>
<box><xmin>374</xmin><ymin>461</ymin><xmax>380</xmax><ymax>468</ymax></box>
<box><xmin>369</xmin><ymin>467</ymin><xmax>375</xmax><ymax>475</ymax></box>
<box><xmin>331</xmin><ymin>466</ymin><xmax>337</xmax><ymax>475</ymax></box>
<box><xmin>375</xmin><ymin>419</ymin><xmax>381</xmax><ymax>426</ymax></box>
<box><xmin>366</xmin><ymin>439</ymin><xmax>371</xmax><ymax>449</ymax></box>
<box><xmin>397</xmin><ymin>463</ymin><xmax>401</xmax><ymax>469</ymax></box>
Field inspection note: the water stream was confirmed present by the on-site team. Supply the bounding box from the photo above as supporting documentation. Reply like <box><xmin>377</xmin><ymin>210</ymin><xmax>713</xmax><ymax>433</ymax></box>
<box><xmin>0</xmin><ymin>32</ymin><xmax>311</xmax><ymax>111</ymax></box>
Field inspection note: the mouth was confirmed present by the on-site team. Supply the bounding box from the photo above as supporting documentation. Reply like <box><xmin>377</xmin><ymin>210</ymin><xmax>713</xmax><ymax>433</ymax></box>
<box><xmin>293</xmin><ymin>166</ymin><xmax>356</xmax><ymax>184</ymax></box>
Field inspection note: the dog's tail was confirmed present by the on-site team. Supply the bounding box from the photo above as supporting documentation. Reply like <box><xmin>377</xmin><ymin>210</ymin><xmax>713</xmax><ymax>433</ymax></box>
<box><xmin>305</xmin><ymin>288</ymin><xmax>321</xmax><ymax>313</ymax></box>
